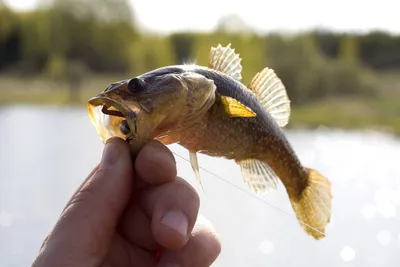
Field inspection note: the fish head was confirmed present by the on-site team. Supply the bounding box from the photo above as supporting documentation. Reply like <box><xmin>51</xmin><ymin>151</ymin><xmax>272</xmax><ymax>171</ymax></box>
<box><xmin>87</xmin><ymin>70</ymin><xmax>216</xmax><ymax>155</ymax></box>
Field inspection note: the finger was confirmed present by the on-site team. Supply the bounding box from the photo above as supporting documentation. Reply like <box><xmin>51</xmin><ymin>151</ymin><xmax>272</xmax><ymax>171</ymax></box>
<box><xmin>135</xmin><ymin>140</ymin><xmax>177</xmax><ymax>186</ymax></box>
<box><xmin>103</xmin><ymin>233</ymin><xmax>156</xmax><ymax>267</ymax></box>
<box><xmin>157</xmin><ymin>214</ymin><xmax>221</xmax><ymax>267</ymax></box>
<box><xmin>140</xmin><ymin>177</ymin><xmax>200</xmax><ymax>250</ymax></box>
<box><xmin>32</xmin><ymin>137</ymin><xmax>133</xmax><ymax>267</ymax></box>
<box><xmin>117</xmin><ymin>140</ymin><xmax>179</xmax><ymax>251</ymax></box>
<box><xmin>118</xmin><ymin>204</ymin><xmax>160</xmax><ymax>251</ymax></box>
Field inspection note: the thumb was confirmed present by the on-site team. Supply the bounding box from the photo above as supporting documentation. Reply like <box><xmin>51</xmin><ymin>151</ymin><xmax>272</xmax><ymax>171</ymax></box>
<box><xmin>33</xmin><ymin>137</ymin><xmax>133</xmax><ymax>267</ymax></box>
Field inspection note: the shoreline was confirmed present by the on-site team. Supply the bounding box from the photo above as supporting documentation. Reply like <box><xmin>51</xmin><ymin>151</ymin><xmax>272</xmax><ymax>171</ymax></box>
<box><xmin>1</xmin><ymin>98</ymin><xmax>399</xmax><ymax>139</ymax></box>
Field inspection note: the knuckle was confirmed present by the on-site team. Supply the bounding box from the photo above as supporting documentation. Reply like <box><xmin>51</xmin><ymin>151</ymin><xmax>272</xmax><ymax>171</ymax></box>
<box><xmin>94</xmin><ymin>167</ymin><xmax>113</xmax><ymax>178</ymax></box>
<box><xmin>68</xmin><ymin>186</ymin><xmax>95</xmax><ymax>208</ymax></box>
<box><xmin>194</xmin><ymin>228</ymin><xmax>222</xmax><ymax>264</ymax></box>
<box><xmin>175</xmin><ymin>177</ymin><xmax>200</xmax><ymax>207</ymax></box>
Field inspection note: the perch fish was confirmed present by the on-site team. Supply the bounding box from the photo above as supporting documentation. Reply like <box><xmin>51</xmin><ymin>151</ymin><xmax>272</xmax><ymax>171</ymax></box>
<box><xmin>87</xmin><ymin>44</ymin><xmax>333</xmax><ymax>240</ymax></box>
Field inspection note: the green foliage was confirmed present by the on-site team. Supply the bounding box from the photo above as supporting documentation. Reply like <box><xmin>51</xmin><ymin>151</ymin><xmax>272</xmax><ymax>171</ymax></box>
<box><xmin>0</xmin><ymin>2</ymin><xmax>398</xmax><ymax>108</ymax></box>
<box><xmin>11</xmin><ymin>0</ymin><xmax>137</xmax><ymax>74</ymax></box>
<box><xmin>317</xmin><ymin>60</ymin><xmax>377</xmax><ymax>98</ymax></box>
<box><xmin>265</xmin><ymin>34</ymin><xmax>327</xmax><ymax>104</ymax></box>
<box><xmin>0</xmin><ymin>4</ymin><xmax>17</xmax><ymax>39</ymax></box>
<box><xmin>46</xmin><ymin>53</ymin><xmax>67</xmax><ymax>80</ymax></box>
<box><xmin>358</xmin><ymin>31</ymin><xmax>400</xmax><ymax>69</ymax></box>
<box><xmin>290</xmin><ymin>97</ymin><xmax>400</xmax><ymax>136</ymax></box>
<box><xmin>0</xmin><ymin>4</ymin><xmax>21</xmax><ymax>70</ymax></box>
<box><xmin>169</xmin><ymin>33</ymin><xmax>196</xmax><ymax>64</ymax></box>
<box><xmin>129</xmin><ymin>35</ymin><xmax>174</xmax><ymax>75</ymax></box>
<box><xmin>1</xmin><ymin>1</ymin><xmax>399</xmax><ymax>134</ymax></box>
<box><xmin>264</xmin><ymin>33</ymin><xmax>378</xmax><ymax>104</ymax></box>
<box><xmin>19</xmin><ymin>10</ymin><xmax>52</xmax><ymax>67</ymax></box>
<box><xmin>338</xmin><ymin>35</ymin><xmax>360</xmax><ymax>64</ymax></box>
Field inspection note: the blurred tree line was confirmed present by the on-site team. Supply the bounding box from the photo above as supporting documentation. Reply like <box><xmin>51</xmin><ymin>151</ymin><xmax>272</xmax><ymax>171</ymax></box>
<box><xmin>0</xmin><ymin>1</ymin><xmax>399</xmax><ymax>105</ymax></box>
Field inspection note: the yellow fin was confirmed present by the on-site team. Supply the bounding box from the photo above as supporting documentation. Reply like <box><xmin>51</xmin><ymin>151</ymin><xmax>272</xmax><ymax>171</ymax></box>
<box><xmin>289</xmin><ymin>168</ymin><xmax>332</xmax><ymax>240</ymax></box>
<box><xmin>248</xmin><ymin>68</ymin><xmax>291</xmax><ymax>127</ymax></box>
<box><xmin>209</xmin><ymin>44</ymin><xmax>243</xmax><ymax>81</ymax></box>
<box><xmin>219</xmin><ymin>95</ymin><xmax>256</xmax><ymax>117</ymax></box>
<box><xmin>237</xmin><ymin>159</ymin><xmax>279</xmax><ymax>194</ymax></box>
<box><xmin>189</xmin><ymin>151</ymin><xmax>205</xmax><ymax>192</ymax></box>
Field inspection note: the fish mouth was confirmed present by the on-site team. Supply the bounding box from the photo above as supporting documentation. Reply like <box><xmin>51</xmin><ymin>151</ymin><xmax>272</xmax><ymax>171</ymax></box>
<box><xmin>87</xmin><ymin>96</ymin><xmax>138</xmax><ymax>143</ymax></box>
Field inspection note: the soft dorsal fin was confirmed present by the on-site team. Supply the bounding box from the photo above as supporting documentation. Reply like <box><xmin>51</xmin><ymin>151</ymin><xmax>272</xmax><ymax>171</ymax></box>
<box><xmin>236</xmin><ymin>158</ymin><xmax>279</xmax><ymax>194</ymax></box>
<box><xmin>209</xmin><ymin>44</ymin><xmax>243</xmax><ymax>81</ymax></box>
<box><xmin>248</xmin><ymin>68</ymin><xmax>291</xmax><ymax>127</ymax></box>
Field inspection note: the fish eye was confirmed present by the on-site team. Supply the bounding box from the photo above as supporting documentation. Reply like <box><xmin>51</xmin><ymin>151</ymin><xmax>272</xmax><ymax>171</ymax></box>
<box><xmin>120</xmin><ymin>120</ymin><xmax>131</xmax><ymax>135</ymax></box>
<box><xmin>127</xmin><ymin>77</ymin><xmax>146</xmax><ymax>93</ymax></box>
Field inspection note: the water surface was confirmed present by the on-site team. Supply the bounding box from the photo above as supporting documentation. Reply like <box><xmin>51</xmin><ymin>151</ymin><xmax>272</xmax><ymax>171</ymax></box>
<box><xmin>1</xmin><ymin>105</ymin><xmax>399</xmax><ymax>267</ymax></box>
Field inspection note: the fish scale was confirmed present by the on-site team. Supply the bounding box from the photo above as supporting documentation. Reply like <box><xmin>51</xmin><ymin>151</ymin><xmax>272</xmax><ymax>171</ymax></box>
<box><xmin>87</xmin><ymin>43</ymin><xmax>333</xmax><ymax>241</ymax></box>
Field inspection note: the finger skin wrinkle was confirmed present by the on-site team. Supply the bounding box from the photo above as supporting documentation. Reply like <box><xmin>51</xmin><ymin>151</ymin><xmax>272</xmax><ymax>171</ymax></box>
<box><xmin>104</xmin><ymin>234</ymin><xmax>156</xmax><ymax>267</ymax></box>
<box><xmin>86</xmin><ymin>168</ymin><xmax>127</xmax><ymax>214</ymax></box>
<box><xmin>118</xmin><ymin>205</ymin><xmax>160</xmax><ymax>251</ymax></box>
<box><xmin>157</xmin><ymin>222</ymin><xmax>222</xmax><ymax>267</ymax></box>
<box><xmin>34</xmin><ymin>235</ymin><xmax>100</xmax><ymax>267</ymax></box>
<box><xmin>141</xmin><ymin>177</ymin><xmax>200</xmax><ymax>224</ymax></box>
<box><xmin>193</xmin><ymin>226</ymin><xmax>222</xmax><ymax>260</ymax></box>
<box><xmin>32</xmin><ymin>139</ymin><xmax>223</xmax><ymax>267</ymax></box>
<box><xmin>42</xmin><ymin>166</ymin><xmax>132</xmax><ymax>265</ymax></box>
<box><xmin>135</xmin><ymin>140</ymin><xmax>177</xmax><ymax>185</ymax></box>
<box><xmin>139</xmin><ymin>177</ymin><xmax>200</xmax><ymax>249</ymax></box>
<box><xmin>55</xmin><ymin>199</ymin><xmax>106</xmax><ymax>259</ymax></box>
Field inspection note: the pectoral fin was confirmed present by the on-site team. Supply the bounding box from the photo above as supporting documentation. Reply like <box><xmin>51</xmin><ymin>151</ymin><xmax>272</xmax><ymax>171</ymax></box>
<box><xmin>216</xmin><ymin>95</ymin><xmax>256</xmax><ymax>118</ymax></box>
<box><xmin>236</xmin><ymin>158</ymin><xmax>279</xmax><ymax>194</ymax></box>
<box><xmin>189</xmin><ymin>151</ymin><xmax>205</xmax><ymax>191</ymax></box>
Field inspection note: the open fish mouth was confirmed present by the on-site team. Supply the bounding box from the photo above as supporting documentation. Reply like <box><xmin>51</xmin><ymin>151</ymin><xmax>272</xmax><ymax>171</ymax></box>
<box><xmin>87</xmin><ymin>96</ymin><xmax>137</xmax><ymax>143</ymax></box>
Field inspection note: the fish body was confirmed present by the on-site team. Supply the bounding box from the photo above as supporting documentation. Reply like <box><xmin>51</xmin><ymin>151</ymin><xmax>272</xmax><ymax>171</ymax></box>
<box><xmin>87</xmin><ymin>44</ymin><xmax>332</xmax><ymax>240</ymax></box>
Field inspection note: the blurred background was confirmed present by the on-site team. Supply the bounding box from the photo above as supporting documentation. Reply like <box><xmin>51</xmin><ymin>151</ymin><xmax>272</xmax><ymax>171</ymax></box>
<box><xmin>1</xmin><ymin>0</ymin><xmax>399</xmax><ymax>266</ymax></box>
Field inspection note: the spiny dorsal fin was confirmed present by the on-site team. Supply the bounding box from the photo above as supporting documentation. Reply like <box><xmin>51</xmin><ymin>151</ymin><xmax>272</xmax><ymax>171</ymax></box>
<box><xmin>217</xmin><ymin>95</ymin><xmax>256</xmax><ymax>118</ymax></box>
<box><xmin>209</xmin><ymin>44</ymin><xmax>243</xmax><ymax>81</ymax></box>
<box><xmin>248</xmin><ymin>68</ymin><xmax>291</xmax><ymax>127</ymax></box>
<box><xmin>236</xmin><ymin>158</ymin><xmax>279</xmax><ymax>194</ymax></box>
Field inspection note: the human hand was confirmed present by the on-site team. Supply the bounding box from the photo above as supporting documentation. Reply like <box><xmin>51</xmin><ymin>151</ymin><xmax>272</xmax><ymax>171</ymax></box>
<box><xmin>32</xmin><ymin>137</ymin><xmax>221</xmax><ymax>267</ymax></box>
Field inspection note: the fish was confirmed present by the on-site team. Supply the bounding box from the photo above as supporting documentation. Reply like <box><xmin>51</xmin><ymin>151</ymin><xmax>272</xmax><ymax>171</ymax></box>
<box><xmin>87</xmin><ymin>44</ymin><xmax>332</xmax><ymax>240</ymax></box>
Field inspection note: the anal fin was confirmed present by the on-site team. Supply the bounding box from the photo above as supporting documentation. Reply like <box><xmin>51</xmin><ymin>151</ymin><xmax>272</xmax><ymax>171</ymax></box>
<box><xmin>236</xmin><ymin>158</ymin><xmax>279</xmax><ymax>194</ymax></box>
<box><xmin>189</xmin><ymin>151</ymin><xmax>205</xmax><ymax>192</ymax></box>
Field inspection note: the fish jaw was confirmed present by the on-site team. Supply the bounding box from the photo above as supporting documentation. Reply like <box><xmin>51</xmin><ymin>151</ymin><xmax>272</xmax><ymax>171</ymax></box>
<box><xmin>87</xmin><ymin>94</ymin><xmax>152</xmax><ymax>156</ymax></box>
<box><xmin>86</xmin><ymin>69</ymin><xmax>218</xmax><ymax>156</ymax></box>
<box><xmin>87</xmin><ymin>88</ymin><xmax>191</xmax><ymax>156</ymax></box>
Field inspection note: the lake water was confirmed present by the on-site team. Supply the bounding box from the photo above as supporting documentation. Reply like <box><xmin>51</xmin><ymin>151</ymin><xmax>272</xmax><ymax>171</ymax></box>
<box><xmin>1</xmin><ymin>105</ymin><xmax>399</xmax><ymax>267</ymax></box>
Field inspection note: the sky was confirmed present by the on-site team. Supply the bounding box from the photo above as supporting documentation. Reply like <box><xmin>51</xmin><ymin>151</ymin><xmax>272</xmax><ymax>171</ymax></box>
<box><xmin>4</xmin><ymin>0</ymin><xmax>400</xmax><ymax>34</ymax></box>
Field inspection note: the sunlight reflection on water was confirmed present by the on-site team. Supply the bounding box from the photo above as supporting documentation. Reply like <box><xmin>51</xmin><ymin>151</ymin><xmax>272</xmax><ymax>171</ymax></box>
<box><xmin>1</xmin><ymin>105</ymin><xmax>400</xmax><ymax>267</ymax></box>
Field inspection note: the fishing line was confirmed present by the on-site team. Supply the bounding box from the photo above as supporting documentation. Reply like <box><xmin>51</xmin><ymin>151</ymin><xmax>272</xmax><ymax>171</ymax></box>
<box><xmin>171</xmin><ymin>151</ymin><xmax>326</xmax><ymax>238</ymax></box>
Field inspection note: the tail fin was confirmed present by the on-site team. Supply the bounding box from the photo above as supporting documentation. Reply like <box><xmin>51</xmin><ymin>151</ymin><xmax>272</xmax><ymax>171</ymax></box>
<box><xmin>289</xmin><ymin>168</ymin><xmax>332</xmax><ymax>240</ymax></box>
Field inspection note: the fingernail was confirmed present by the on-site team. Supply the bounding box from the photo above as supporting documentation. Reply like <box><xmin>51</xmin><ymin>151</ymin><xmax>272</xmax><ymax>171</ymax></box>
<box><xmin>101</xmin><ymin>141</ymin><xmax>119</xmax><ymax>167</ymax></box>
<box><xmin>160</xmin><ymin>210</ymin><xmax>188</xmax><ymax>237</ymax></box>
